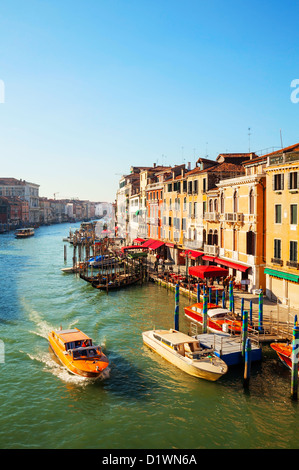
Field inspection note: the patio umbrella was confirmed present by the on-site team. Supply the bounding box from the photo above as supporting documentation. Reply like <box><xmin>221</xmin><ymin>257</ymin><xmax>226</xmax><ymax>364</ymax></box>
<box><xmin>189</xmin><ymin>265</ymin><xmax>228</xmax><ymax>280</ymax></box>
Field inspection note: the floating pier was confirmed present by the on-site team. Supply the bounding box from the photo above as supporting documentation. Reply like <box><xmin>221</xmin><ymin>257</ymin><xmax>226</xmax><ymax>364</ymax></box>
<box><xmin>195</xmin><ymin>332</ymin><xmax>262</xmax><ymax>366</ymax></box>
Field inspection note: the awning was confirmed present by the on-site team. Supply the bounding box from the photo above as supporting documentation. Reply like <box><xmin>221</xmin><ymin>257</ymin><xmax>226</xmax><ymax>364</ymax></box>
<box><xmin>133</xmin><ymin>238</ymin><xmax>146</xmax><ymax>244</ymax></box>
<box><xmin>189</xmin><ymin>265</ymin><xmax>229</xmax><ymax>279</ymax></box>
<box><xmin>202</xmin><ymin>255</ymin><xmax>216</xmax><ymax>262</ymax></box>
<box><xmin>264</xmin><ymin>268</ymin><xmax>299</xmax><ymax>283</ymax></box>
<box><xmin>148</xmin><ymin>240</ymin><xmax>164</xmax><ymax>250</ymax></box>
<box><xmin>182</xmin><ymin>250</ymin><xmax>204</xmax><ymax>259</ymax></box>
<box><xmin>142</xmin><ymin>239</ymin><xmax>156</xmax><ymax>247</ymax></box>
<box><xmin>121</xmin><ymin>245</ymin><xmax>148</xmax><ymax>253</ymax></box>
<box><xmin>214</xmin><ymin>257</ymin><xmax>250</xmax><ymax>273</ymax></box>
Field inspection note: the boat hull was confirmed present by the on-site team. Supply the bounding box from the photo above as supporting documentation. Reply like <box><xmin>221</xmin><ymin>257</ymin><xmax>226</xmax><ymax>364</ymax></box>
<box><xmin>48</xmin><ymin>332</ymin><xmax>109</xmax><ymax>379</ymax></box>
<box><xmin>184</xmin><ymin>305</ymin><xmax>242</xmax><ymax>334</ymax></box>
<box><xmin>142</xmin><ymin>330</ymin><xmax>227</xmax><ymax>381</ymax></box>
<box><xmin>271</xmin><ymin>343</ymin><xmax>292</xmax><ymax>370</ymax></box>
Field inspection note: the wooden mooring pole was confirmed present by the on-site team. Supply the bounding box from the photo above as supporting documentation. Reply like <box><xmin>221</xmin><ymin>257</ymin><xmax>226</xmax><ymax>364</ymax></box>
<box><xmin>291</xmin><ymin>315</ymin><xmax>299</xmax><ymax>400</ymax></box>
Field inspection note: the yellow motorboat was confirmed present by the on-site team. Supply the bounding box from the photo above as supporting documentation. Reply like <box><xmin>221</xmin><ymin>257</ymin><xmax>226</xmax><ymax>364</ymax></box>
<box><xmin>48</xmin><ymin>328</ymin><xmax>109</xmax><ymax>379</ymax></box>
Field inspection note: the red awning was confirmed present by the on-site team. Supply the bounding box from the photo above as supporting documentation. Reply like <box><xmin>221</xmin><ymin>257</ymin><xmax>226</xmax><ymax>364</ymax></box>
<box><xmin>182</xmin><ymin>250</ymin><xmax>204</xmax><ymax>259</ymax></box>
<box><xmin>189</xmin><ymin>265</ymin><xmax>229</xmax><ymax>279</ymax></box>
<box><xmin>133</xmin><ymin>238</ymin><xmax>146</xmax><ymax>244</ymax></box>
<box><xmin>141</xmin><ymin>239</ymin><xmax>156</xmax><ymax>247</ymax></box>
<box><xmin>202</xmin><ymin>255</ymin><xmax>216</xmax><ymax>261</ymax></box>
<box><xmin>121</xmin><ymin>245</ymin><xmax>148</xmax><ymax>253</ymax></box>
<box><xmin>214</xmin><ymin>257</ymin><xmax>250</xmax><ymax>273</ymax></box>
<box><xmin>148</xmin><ymin>240</ymin><xmax>164</xmax><ymax>250</ymax></box>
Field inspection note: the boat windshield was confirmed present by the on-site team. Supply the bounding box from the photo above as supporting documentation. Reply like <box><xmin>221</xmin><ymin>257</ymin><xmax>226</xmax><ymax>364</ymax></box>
<box><xmin>70</xmin><ymin>346</ymin><xmax>102</xmax><ymax>360</ymax></box>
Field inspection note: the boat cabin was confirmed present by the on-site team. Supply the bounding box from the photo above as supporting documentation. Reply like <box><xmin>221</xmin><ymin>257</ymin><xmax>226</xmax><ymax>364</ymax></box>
<box><xmin>70</xmin><ymin>346</ymin><xmax>103</xmax><ymax>360</ymax></box>
<box><xmin>51</xmin><ymin>328</ymin><xmax>92</xmax><ymax>351</ymax></box>
<box><xmin>15</xmin><ymin>228</ymin><xmax>35</xmax><ymax>238</ymax></box>
<box><xmin>152</xmin><ymin>330</ymin><xmax>213</xmax><ymax>360</ymax></box>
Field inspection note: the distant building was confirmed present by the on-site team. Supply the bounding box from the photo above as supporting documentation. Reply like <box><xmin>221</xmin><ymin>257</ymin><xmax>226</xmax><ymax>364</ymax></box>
<box><xmin>0</xmin><ymin>178</ymin><xmax>40</xmax><ymax>224</ymax></box>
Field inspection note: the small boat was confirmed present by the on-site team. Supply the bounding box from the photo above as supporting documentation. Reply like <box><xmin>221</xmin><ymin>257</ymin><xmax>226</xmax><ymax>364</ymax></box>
<box><xmin>48</xmin><ymin>328</ymin><xmax>109</xmax><ymax>378</ymax></box>
<box><xmin>15</xmin><ymin>228</ymin><xmax>35</xmax><ymax>238</ymax></box>
<box><xmin>142</xmin><ymin>329</ymin><xmax>228</xmax><ymax>381</ymax></box>
<box><xmin>270</xmin><ymin>342</ymin><xmax>293</xmax><ymax>370</ymax></box>
<box><xmin>91</xmin><ymin>274</ymin><xmax>141</xmax><ymax>291</ymax></box>
<box><xmin>61</xmin><ymin>262</ymin><xmax>88</xmax><ymax>273</ymax></box>
<box><xmin>184</xmin><ymin>302</ymin><xmax>243</xmax><ymax>334</ymax></box>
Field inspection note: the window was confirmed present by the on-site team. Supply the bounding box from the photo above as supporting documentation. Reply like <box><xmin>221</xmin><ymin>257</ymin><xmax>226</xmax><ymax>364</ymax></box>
<box><xmin>288</xmin><ymin>172</ymin><xmax>298</xmax><ymax>190</ymax></box>
<box><xmin>249</xmin><ymin>189</ymin><xmax>254</xmax><ymax>214</ymax></box>
<box><xmin>246</xmin><ymin>231</ymin><xmax>255</xmax><ymax>255</ymax></box>
<box><xmin>290</xmin><ymin>204</ymin><xmax>297</xmax><ymax>225</ymax></box>
<box><xmin>290</xmin><ymin>241</ymin><xmax>298</xmax><ymax>262</ymax></box>
<box><xmin>203</xmin><ymin>178</ymin><xmax>206</xmax><ymax>193</ymax></box>
<box><xmin>274</xmin><ymin>239</ymin><xmax>281</xmax><ymax>259</ymax></box>
<box><xmin>273</xmin><ymin>174</ymin><xmax>284</xmax><ymax>191</ymax></box>
<box><xmin>275</xmin><ymin>204</ymin><xmax>282</xmax><ymax>223</ymax></box>
<box><xmin>220</xmin><ymin>193</ymin><xmax>224</xmax><ymax>213</ymax></box>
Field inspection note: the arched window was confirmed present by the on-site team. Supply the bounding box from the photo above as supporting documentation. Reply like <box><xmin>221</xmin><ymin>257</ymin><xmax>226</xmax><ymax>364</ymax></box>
<box><xmin>249</xmin><ymin>189</ymin><xmax>254</xmax><ymax>214</ymax></box>
<box><xmin>214</xmin><ymin>199</ymin><xmax>218</xmax><ymax>212</ymax></box>
<box><xmin>213</xmin><ymin>230</ymin><xmax>218</xmax><ymax>245</ymax></box>
<box><xmin>209</xmin><ymin>199</ymin><xmax>213</xmax><ymax>212</ymax></box>
<box><xmin>208</xmin><ymin>229</ymin><xmax>213</xmax><ymax>245</ymax></box>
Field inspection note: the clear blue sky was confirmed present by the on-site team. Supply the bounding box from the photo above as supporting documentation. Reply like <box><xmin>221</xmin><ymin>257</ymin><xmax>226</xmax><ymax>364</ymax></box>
<box><xmin>0</xmin><ymin>0</ymin><xmax>298</xmax><ymax>202</ymax></box>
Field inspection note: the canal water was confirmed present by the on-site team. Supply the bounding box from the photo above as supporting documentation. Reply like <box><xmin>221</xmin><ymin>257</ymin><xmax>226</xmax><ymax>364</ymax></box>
<box><xmin>0</xmin><ymin>223</ymin><xmax>298</xmax><ymax>450</ymax></box>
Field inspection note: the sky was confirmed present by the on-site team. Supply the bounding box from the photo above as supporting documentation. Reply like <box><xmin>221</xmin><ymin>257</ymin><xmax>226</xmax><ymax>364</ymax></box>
<box><xmin>0</xmin><ymin>0</ymin><xmax>298</xmax><ymax>202</ymax></box>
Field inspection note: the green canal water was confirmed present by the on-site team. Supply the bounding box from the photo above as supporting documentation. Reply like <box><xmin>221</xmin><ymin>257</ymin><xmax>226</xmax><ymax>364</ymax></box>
<box><xmin>0</xmin><ymin>223</ymin><xmax>298</xmax><ymax>450</ymax></box>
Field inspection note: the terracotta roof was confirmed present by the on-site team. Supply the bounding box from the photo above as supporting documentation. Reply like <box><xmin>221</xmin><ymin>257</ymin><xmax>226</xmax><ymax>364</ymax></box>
<box><xmin>207</xmin><ymin>162</ymin><xmax>245</xmax><ymax>172</ymax></box>
<box><xmin>260</xmin><ymin>143</ymin><xmax>299</xmax><ymax>158</ymax></box>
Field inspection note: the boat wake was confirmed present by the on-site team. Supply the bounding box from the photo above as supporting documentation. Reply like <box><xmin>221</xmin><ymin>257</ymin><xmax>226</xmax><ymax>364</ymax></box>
<box><xmin>23</xmin><ymin>349</ymin><xmax>94</xmax><ymax>385</ymax></box>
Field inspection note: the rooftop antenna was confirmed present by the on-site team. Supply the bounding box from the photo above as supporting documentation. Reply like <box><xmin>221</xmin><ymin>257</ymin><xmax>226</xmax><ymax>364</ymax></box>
<box><xmin>248</xmin><ymin>127</ymin><xmax>251</xmax><ymax>152</ymax></box>
<box><xmin>280</xmin><ymin>129</ymin><xmax>283</xmax><ymax>149</ymax></box>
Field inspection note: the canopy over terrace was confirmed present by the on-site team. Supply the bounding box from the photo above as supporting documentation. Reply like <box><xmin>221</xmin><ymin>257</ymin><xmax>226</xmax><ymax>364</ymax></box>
<box><xmin>182</xmin><ymin>250</ymin><xmax>204</xmax><ymax>260</ymax></box>
<box><xmin>121</xmin><ymin>245</ymin><xmax>148</xmax><ymax>253</ymax></box>
<box><xmin>141</xmin><ymin>239</ymin><xmax>165</xmax><ymax>250</ymax></box>
<box><xmin>189</xmin><ymin>265</ymin><xmax>228</xmax><ymax>280</ymax></box>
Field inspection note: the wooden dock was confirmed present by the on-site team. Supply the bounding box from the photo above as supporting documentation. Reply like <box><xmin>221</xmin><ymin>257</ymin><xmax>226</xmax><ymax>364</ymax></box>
<box><xmin>195</xmin><ymin>332</ymin><xmax>262</xmax><ymax>366</ymax></box>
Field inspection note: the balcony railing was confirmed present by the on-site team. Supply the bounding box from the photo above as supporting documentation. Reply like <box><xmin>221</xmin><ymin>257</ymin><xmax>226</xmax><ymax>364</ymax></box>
<box><xmin>203</xmin><ymin>212</ymin><xmax>220</xmax><ymax>222</ymax></box>
<box><xmin>287</xmin><ymin>260</ymin><xmax>299</xmax><ymax>269</ymax></box>
<box><xmin>224</xmin><ymin>212</ymin><xmax>244</xmax><ymax>223</ymax></box>
<box><xmin>204</xmin><ymin>244</ymin><xmax>219</xmax><ymax>256</ymax></box>
<box><xmin>271</xmin><ymin>258</ymin><xmax>283</xmax><ymax>266</ymax></box>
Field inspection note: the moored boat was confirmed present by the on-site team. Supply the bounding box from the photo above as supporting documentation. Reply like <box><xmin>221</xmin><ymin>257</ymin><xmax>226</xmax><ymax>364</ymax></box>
<box><xmin>48</xmin><ymin>328</ymin><xmax>109</xmax><ymax>378</ymax></box>
<box><xmin>142</xmin><ymin>328</ymin><xmax>228</xmax><ymax>381</ymax></box>
<box><xmin>91</xmin><ymin>274</ymin><xmax>141</xmax><ymax>291</ymax></box>
<box><xmin>15</xmin><ymin>227</ymin><xmax>35</xmax><ymax>238</ymax></box>
<box><xmin>184</xmin><ymin>302</ymin><xmax>243</xmax><ymax>334</ymax></box>
<box><xmin>270</xmin><ymin>342</ymin><xmax>292</xmax><ymax>370</ymax></box>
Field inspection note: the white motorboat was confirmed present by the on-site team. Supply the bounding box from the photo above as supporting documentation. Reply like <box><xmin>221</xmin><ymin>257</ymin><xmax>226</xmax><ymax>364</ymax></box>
<box><xmin>142</xmin><ymin>329</ymin><xmax>228</xmax><ymax>381</ymax></box>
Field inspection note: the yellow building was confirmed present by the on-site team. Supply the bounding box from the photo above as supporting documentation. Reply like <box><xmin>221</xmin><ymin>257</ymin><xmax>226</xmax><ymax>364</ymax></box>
<box><xmin>264</xmin><ymin>144</ymin><xmax>299</xmax><ymax>308</ymax></box>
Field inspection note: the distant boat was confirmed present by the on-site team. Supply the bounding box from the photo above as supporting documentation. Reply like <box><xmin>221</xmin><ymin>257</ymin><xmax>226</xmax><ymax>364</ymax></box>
<box><xmin>48</xmin><ymin>327</ymin><xmax>109</xmax><ymax>379</ymax></box>
<box><xmin>15</xmin><ymin>228</ymin><xmax>35</xmax><ymax>238</ymax></box>
<box><xmin>142</xmin><ymin>328</ymin><xmax>228</xmax><ymax>381</ymax></box>
<box><xmin>91</xmin><ymin>274</ymin><xmax>141</xmax><ymax>291</ymax></box>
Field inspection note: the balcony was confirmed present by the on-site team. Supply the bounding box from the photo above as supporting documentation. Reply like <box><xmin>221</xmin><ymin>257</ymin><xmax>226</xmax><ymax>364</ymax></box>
<box><xmin>224</xmin><ymin>212</ymin><xmax>244</xmax><ymax>224</ymax></box>
<box><xmin>204</xmin><ymin>244</ymin><xmax>219</xmax><ymax>256</ymax></box>
<box><xmin>287</xmin><ymin>260</ymin><xmax>299</xmax><ymax>269</ymax></box>
<box><xmin>271</xmin><ymin>258</ymin><xmax>283</xmax><ymax>266</ymax></box>
<box><xmin>203</xmin><ymin>212</ymin><xmax>220</xmax><ymax>222</ymax></box>
<box><xmin>183</xmin><ymin>237</ymin><xmax>202</xmax><ymax>250</ymax></box>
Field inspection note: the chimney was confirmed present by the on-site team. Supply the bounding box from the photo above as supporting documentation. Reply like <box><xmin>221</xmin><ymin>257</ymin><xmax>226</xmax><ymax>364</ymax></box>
<box><xmin>153</xmin><ymin>163</ymin><xmax>156</xmax><ymax>168</ymax></box>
